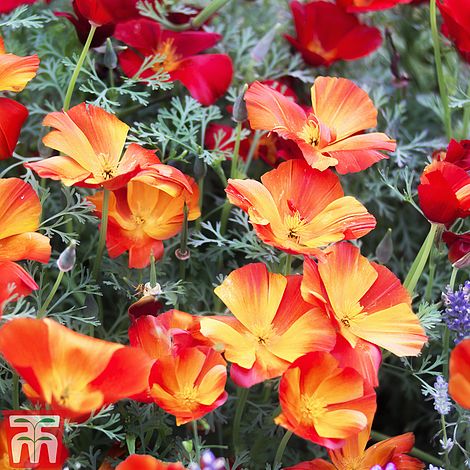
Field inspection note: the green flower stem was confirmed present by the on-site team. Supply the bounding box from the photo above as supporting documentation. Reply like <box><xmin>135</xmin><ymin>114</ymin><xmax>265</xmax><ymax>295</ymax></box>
<box><xmin>425</xmin><ymin>240</ymin><xmax>438</xmax><ymax>301</ymax></box>
<box><xmin>150</xmin><ymin>254</ymin><xmax>157</xmax><ymax>288</ymax></box>
<box><xmin>440</xmin><ymin>414</ymin><xmax>451</xmax><ymax>468</ymax></box>
<box><xmin>92</xmin><ymin>188</ymin><xmax>110</xmax><ymax>281</ymax></box>
<box><xmin>443</xmin><ymin>266</ymin><xmax>458</xmax><ymax>378</ymax></box>
<box><xmin>430</xmin><ymin>0</ymin><xmax>452</xmax><ymax>139</ymax></box>
<box><xmin>370</xmin><ymin>431</ymin><xmax>451</xmax><ymax>468</ymax></box>
<box><xmin>284</xmin><ymin>253</ymin><xmax>292</xmax><ymax>276</ymax></box>
<box><xmin>244</xmin><ymin>130</ymin><xmax>262</xmax><ymax>174</ymax></box>
<box><xmin>12</xmin><ymin>373</ymin><xmax>19</xmax><ymax>409</ymax></box>
<box><xmin>191</xmin><ymin>0</ymin><xmax>231</xmax><ymax>28</ymax></box>
<box><xmin>463</xmin><ymin>81</ymin><xmax>470</xmax><ymax>138</ymax></box>
<box><xmin>404</xmin><ymin>223</ymin><xmax>439</xmax><ymax>295</ymax></box>
<box><xmin>232</xmin><ymin>387</ymin><xmax>249</xmax><ymax>454</ymax></box>
<box><xmin>273</xmin><ymin>430</ymin><xmax>293</xmax><ymax>469</ymax></box>
<box><xmin>192</xmin><ymin>420</ymin><xmax>201</xmax><ymax>463</ymax></box>
<box><xmin>37</xmin><ymin>270</ymin><xmax>64</xmax><ymax>318</ymax></box>
<box><xmin>63</xmin><ymin>25</ymin><xmax>97</xmax><ymax>111</ymax></box>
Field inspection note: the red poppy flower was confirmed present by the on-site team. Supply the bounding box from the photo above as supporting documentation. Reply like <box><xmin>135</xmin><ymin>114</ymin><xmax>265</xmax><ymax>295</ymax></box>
<box><xmin>0</xmin><ymin>98</ymin><xmax>28</xmax><ymax>160</ymax></box>
<box><xmin>129</xmin><ymin>309</ymin><xmax>211</xmax><ymax>360</ymax></box>
<box><xmin>438</xmin><ymin>0</ymin><xmax>470</xmax><ymax>63</ymax></box>
<box><xmin>449</xmin><ymin>338</ymin><xmax>470</xmax><ymax>409</ymax></box>
<box><xmin>55</xmin><ymin>0</ymin><xmax>116</xmax><ymax>47</ymax></box>
<box><xmin>25</xmin><ymin>103</ymin><xmax>159</xmax><ymax>189</ymax></box>
<box><xmin>285</xmin><ymin>1</ymin><xmax>382</xmax><ymax>67</ymax></box>
<box><xmin>245</xmin><ymin>76</ymin><xmax>395</xmax><ymax>174</ymax></box>
<box><xmin>417</xmin><ymin>161</ymin><xmax>470</xmax><ymax>226</ymax></box>
<box><xmin>114</xmin><ymin>19</ymin><xmax>233</xmax><ymax>105</ymax></box>
<box><xmin>436</xmin><ymin>139</ymin><xmax>470</xmax><ymax>171</ymax></box>
<box><xmin>0</xmin><ymin>318</ymin><xmax>153</xmax><ymax>419</ymax></box>
<box><xmin>442</xmin><ymin>231</ymin><xmax>470</xmax><ymax>268</ymax></box>
<box><xmin>74</xmin><ymin>0</ymin><xmax>140</xmax><ymax>27</ymax></box>
<box><xmin>116</xmin><ymin>454</ymin><xmax>185</xmax><ymax>470</ymax></box>
<box><xmin>285</xmin><ymin>428</ymin><xmax>423</xmax><ymax>469</ymax></box>
<box><xmin>274</xmin><ymin>351</ymin><xmax>376</xmax><ymax>449</ymax></box>
<box><xmin>149</xmin><ymin>346</ymin><xmax>228</xmax><ymax>425</ymax></box>
<box><xmin>337</xmin><ymin>0</ymin><xmax>412</xmax><ymax>12</ymax></box>
<box><xmin>0</xmin><ymin>0</ymin><xmax>38</xmax><ymax>14</ymax></box>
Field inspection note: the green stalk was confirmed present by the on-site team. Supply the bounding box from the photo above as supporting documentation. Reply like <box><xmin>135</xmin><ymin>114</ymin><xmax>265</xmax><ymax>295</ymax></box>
<box><xmin>63</xmin><ymin>25</ymin><xmax>97</xmax><ymax>111</ymax></box>
<box><xmin>273</xmin><ymin>430</ymin><xmax>293</xmax><ymax>468</ymax></box>
<box><xmin>370</xmin><ymin>431</ymin><xmax>450</xmax><ymax>468</ymax></box>
<box><xmin>462</xmin><ymin>81</ymin><xmax>470</xmax><ymax>138</ymax></box>
<box><xmin>37</xmin><ymin>270</ymin><xmax>64</xmax><ymax>318</ymax></box>
<box><xmin>284</xmin><ymin>253</ymin><xmax>292</xmax><ymax>276</ymax></box>
<box><xmin>404</xmin><ymin>223</ymin><xmax>438</xmax><ymax>295</ymax></box>
<box><xmin>440</xmin><ymin>414</ymin><xmax>451</xmax><ymax>468</ymax></box>
<box><xmin>12</xmin><ymin>373</ymin><xmax>19</xmax><ymax>409</ymax></box>
<box><xmin>150</xmin><ymin>254</ymin><xmax>157</xmax><ymax>288</ymax></box>
<box><xmin>232</xmin><ymin>387</ymin><xmax>249</xmax><ymax>454</ymax></box>
<box><xmin>430</xmin><ymin>0</ymin><xmax>452</xmax><ymax>139</ymax></box>
<box><xmin>192</xmin><ymin>420</ymin><xmax>201</xmax><ymax>463</ymax></box>
<box><xmin>443</xmin><ymin>266</ymin><xmax>458</xmax><ymax>378</ymax></box>
<box><xmin>191</xmin><ymin>0</ymin><xmax>231</xmax><ymax>28</ymax></box>
<box><xmin>92</xmin><ymin>189</ymin><xmax>110</xmax><ymax>281</ymax></box>
<box><xmin>244</xmin><ymin>130</ymin><xmax>262</xmax><ymax>174</ymax></box>
<box><xmin>425</xmin><ymin>242</ymin><xmax>438</xmax><ymax>301</ymax></box>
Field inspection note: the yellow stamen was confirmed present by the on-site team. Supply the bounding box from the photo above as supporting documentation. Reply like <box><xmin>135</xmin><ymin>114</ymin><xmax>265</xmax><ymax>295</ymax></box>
<box><xmin>153</xmin><ymin>39</ymin><xmax>182</xmax><ymax>73</ymax></box>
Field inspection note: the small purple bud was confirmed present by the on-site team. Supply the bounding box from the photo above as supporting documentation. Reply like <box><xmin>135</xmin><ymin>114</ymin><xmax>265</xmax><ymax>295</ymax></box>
<box><xmin>57</xmin><ymin>241</ymin><xmax>77</xmax><ymax>272</ymax></box>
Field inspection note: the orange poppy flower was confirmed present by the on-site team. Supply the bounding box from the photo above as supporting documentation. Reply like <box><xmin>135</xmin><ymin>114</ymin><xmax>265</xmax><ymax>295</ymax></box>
<box><xmin>301</xmin><ymin>243</ymin><xmax>427</xmax><ymax>357</ymax></box>
<box><xmin>245</xmin><ymin>76</ymin><xmax>396</xmax><ymax>174</ymax></box>
<box><xmin>274</xmin><ymin>351</ymin><xmax>376</xmax><ymax>449</ymax></box>
<box><xmin>0</xmin><ymin>318</ymin><xmax>154</xmax><ymax>419</ymax></box>
<box><xmin>129</xmin><ymin>309</ymin><xmax>212</xmax><ymax>360</ymax></box>
<box><xmin>0</xmin><ymin>35</ymin><xmax>39</xmax><ymax>92</ymax></box>
<box><xmin>149</xmin><ymin>346</ymin><xmax>228</xmax><ymax>425</ymax></box>
<box><xmin>116</xmin><ymin>454</ymin><xmax>185</xmax><ymax>470</ymax></box>
<box><xmin>25</xmin><ymin>103</ymin><xmax>159</xmax><ymax>189</ymax></box>
<box><xmin>88</xmin><ymin>172</ymin><xmax>200</xmax><ymax>268</ymax></box>
<box><xmin>285</xmin><ymin>428</ymin><xmax>423</xmax><ymax>469</ymax></box>
<box><xmin>226</xmin><ymin>160</ymin><xmax>376</xmax><ymax>256</ymax></box>
<box><xmin>199</xmin><ymin>263</ymin><xmax>336</xmax><ymax>387</ymax></box>
<box><xmin>0</xmin><ymin>178</ymin><xmax>51</xmax><ymax>265</ymax></box>
<box><xmin>449</xmin><ymin>338</ymin><xmax>470</xmax><ymax>409</ymax></box>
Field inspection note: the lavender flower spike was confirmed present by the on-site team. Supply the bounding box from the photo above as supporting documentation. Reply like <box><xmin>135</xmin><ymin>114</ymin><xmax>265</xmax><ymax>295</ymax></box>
<box><xmin>431</xmin><ymin>375</ymin><xmax>452</xmax><ymax>415</ymax></box>
<box><xmin>442</xmin><ymin>280</ymin><xmax>470</xmax><ymax>343</ymax></box>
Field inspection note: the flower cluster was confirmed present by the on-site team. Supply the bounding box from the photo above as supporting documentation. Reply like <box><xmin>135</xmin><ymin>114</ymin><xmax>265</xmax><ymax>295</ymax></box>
<box><xmin>442</xmin><ymin>281</ymin><xmax>470</xmax><ymax>343</ymax></box>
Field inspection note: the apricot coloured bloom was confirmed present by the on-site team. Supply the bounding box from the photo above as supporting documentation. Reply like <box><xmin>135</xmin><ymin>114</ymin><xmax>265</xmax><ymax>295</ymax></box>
<box><xmin>245</xmin><ymin>76</ymin><xmax>395</xmax><ymax>174</ymax></box>
<box><xmin>301</xmin><ymin>243</ymin><xmax>427</xmax><ymax>357</ymax></box>
<box><xmin>149</xmin><ymin>346</ymin><xmax>228</xmax><ymax>425</ymax></box>
<box><xmin>116</xmin><ymin>454</ymin><xmax>184</xmax><ymax>470</ymax></box>
<box><xmin>285</xmin><ymin>1</ymin><xmax>382</xmax><ymax>67</ymax></box>
<box><xmin>417</xmin><ymin>160</ymin><xmax>470</xmax><ymax>226</ymax></box>
<box><xmin>0</xmin><ymin>318</ymin><xmax>154</xmax><ymax>419</ymax></box>
<box><xmin>449</xmin><ymin>338</ymin><xmax>470</xmax><ymax>409</ymax></box>
<box><xmin>226</xmin><ymin>160</ymin><xmax>376</xmax><ymax>256</ymax></box>
<box><xmin>25</xmin><ymin>103</ymin><xmax>159</xmax><ymax>189</ymax></box>
<box><xmin>200</xmin><ymin>263</ymin><xmax>336</xmax><ymax>388</ymax></box>
<box><xmin>275</xmin><ymin>351</ymin><xmax>376</xmax><ymax>449</ymax></box>
<box><xmin>115</xmin><ymin>19</ymin><xmax>233</xmax><ymax>106</ymax></box>
<box><xmin>88</xmin><ymin>171</ymin><xmax>200</xmax><ymax>268</ymax></box>
<box><xmin>285</xmin><ymin>427</ymin><xmax>423</xmax><ymax>469</ymax></box>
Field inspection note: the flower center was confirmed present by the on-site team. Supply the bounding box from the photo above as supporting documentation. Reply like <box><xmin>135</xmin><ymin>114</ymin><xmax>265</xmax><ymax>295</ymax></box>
<box><xmin>298</xmin><ymin>120</ymin><xmax>320</xmax><ymax>146</ymax></box>
<box><xmin>153</xmin><ymin>39</ymin><xmax>182</xmax><ymax>73</ymax></box>
<box><xmin>133</xmin><ymin>215</ymin><xmax>145</xmax><ymax>225</ymax></box>
<box><xmin>250</xmin><ymin>325</ymin><xmax>275</xmax><ymax>346</ymax></box>
<box><xmin>176</xmin><ymin>385</ymin><xmax>199</xmax><ymax>408</ymax></box>
<box><xmin>299</xmin><ymin>395</ymin><xmax>327</xmax><ymax>423</ymax></box>
<box><xmin>97</xmin><ymin>153</ymin><xmax>117</xmax><ymax>181</ymax></box>
<box><xmin>284</xmin><ymin>210</ymin><xmax>308</xmax><ymax>243</ymax></box>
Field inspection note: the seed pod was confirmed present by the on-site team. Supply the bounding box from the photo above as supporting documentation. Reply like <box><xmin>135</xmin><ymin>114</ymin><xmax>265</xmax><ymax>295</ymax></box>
<box><xmin>57</xmin><ymin>241</ymin><xmax>77</xmax><ymax>272</ymax></box>
<box><xmin>376</xmin><ymin>229</ymin><xmax>393</xmax><ymax>264</ymax></box>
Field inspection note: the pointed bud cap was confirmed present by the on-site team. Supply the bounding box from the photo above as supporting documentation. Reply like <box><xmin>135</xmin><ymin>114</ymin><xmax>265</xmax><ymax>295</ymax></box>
<box><xmin>57</xmin><ymin>241</ymin><xmax>77</xmax><ymax>272</ymax></box>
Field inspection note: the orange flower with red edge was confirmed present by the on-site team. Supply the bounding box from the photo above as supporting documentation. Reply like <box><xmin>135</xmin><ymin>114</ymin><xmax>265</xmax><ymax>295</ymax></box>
<box><xmin>417</xmin><ymin>160</ymin><xmax>470</xmax><ymax>226</ymax></box>
<box><xmin>0</xmin><ymin>35</ymin><xmax>39</xmax><ymax>92</ymax></box>
<box><xmin>0</xmin><ymin>178</ymin><xmax>50</xmax><ymax>314</ymax></box>
<box><xmin>116</xmin><ymin>454</ymin><xmax>185</xmax><ymax>470</ymax></box>
<box><xmin>245</xmin><ymin>76</ymin><xmax>395</xmax><ymax>174</ymax></box>
<box><xmin>200</xmin><ymin>263</ymin><xmax>336</xmax><ymax>387</ymax></box>
<box><xmin>149</xmin><ymin>346</ymin><xmax>228</xmax><ymax>425</ymax></box>
<box><xmin>0</xmin><ymin>318</ymin><xmax>153</xmax><ymax>419</ymax></box>
<box><xmin>285</xmin><ymin>1</ymin><xmax>382</xmax><ymax>67</ymax></box>
<box><xmin>25</xmin><ymin>103</ymin><xmax>160</xmax><ymax>189</ymax></box>
<box><xmin>226</xmin><ymin>160</ymin><xmax>376</xmax><ymax>256</ymax></box>
<box><xmin>449</xmin><ymin>338</ymin><xmax>470</xmax><ymax>409</ymax></box>
<box><xmin>301</xmin><ymin>243</ymin><xmax>427</xmax><ymax>357</ymax></box>
<box><xmin>129</xmin><ymin>309</ymin><xmax>211</xmax><ymax>360</ymax></box>
<box><xmin>88</xmin><ymin>170</ymin><xmax>200</xmax><ymax>268</ymax></box>
<box><xmin>285</xmin><ymin>427</ymin><xmax>423</xmax><ymax>469</ymax></box>
<box><xmin>274</xmin><ymin>351</ymin><xmax>376</xmax><ymax>449</ymax></box>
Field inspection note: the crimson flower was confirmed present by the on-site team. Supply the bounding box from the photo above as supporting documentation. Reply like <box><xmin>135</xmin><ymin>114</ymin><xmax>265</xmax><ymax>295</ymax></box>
<box><xmin>285</xmin><ymin>1</ymin><xmax>382</xmax><ymax>67</ymax></box>
<box><xmin>74</xmin><ymin>0</ymin><xmax>140</xmax><ymax>26</ymax></box>
<box><xmin>442</xmin><ymin>231</ymin><xmax>470</xmax><ymax>268</ymax></box>
<box><xmin>337</xmin><ymin>0</ymin><xmax>412</xmax><ymax>12</ymax></box>
<box><xmin>438</xmin><ymin>0</ymin><xmax>470</xmax><ymax>63</ymax></box>
<box><xmin>115</xmin><ymin>19</ymin><xmax>233</xmax><ymax>105</ymax></box>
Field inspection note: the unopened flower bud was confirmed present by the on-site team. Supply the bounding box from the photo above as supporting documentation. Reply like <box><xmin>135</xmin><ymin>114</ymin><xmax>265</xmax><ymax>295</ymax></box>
<box><xmin>376</xmin><ymin>229</ymin><xmax>393</xmax><ymax>264</ymax></box>
<box><xmin>143</xmin><ymin>282</ymin><xmax>162</xmax><ymax>298</ymax></box>
<box><xmin>104</xmin><ymin>38</ymin><xmax>117</xmax><ymax>70</ymax></box>
<box><xmin>251</xmin><ymin>25</ymin><xmax>279</xmax><ymax>63</ymax></box>
<box><xmin>232</xmin><ymin>85</ymin><xmax>248</xmax><ymax>123</ymax></box>
<box><xmin>57</xmin><ymin>241</ymin><xmax>76</xmax><ymax>272</ymax></box>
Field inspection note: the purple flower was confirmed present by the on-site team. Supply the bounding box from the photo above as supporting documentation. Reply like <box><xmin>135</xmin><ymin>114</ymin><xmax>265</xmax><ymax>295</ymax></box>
<box><xmin>442</xmin><ymin>281</ymin><xmax>470</xmax><ymax>343</ymax></box>
<box><xmin>370</xmin><ymin>464</ymin><xmax>397</xmax><ymax>470</ymax></box>
<box><xmin>189</xmin><ymin>450</ymin><xmax>225</xmax><ymax>470</ymax></box>
<box><xmin>431</xmin><ymin>375</ymin><xmax>452</xmax><ymax>415</ymax></box>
